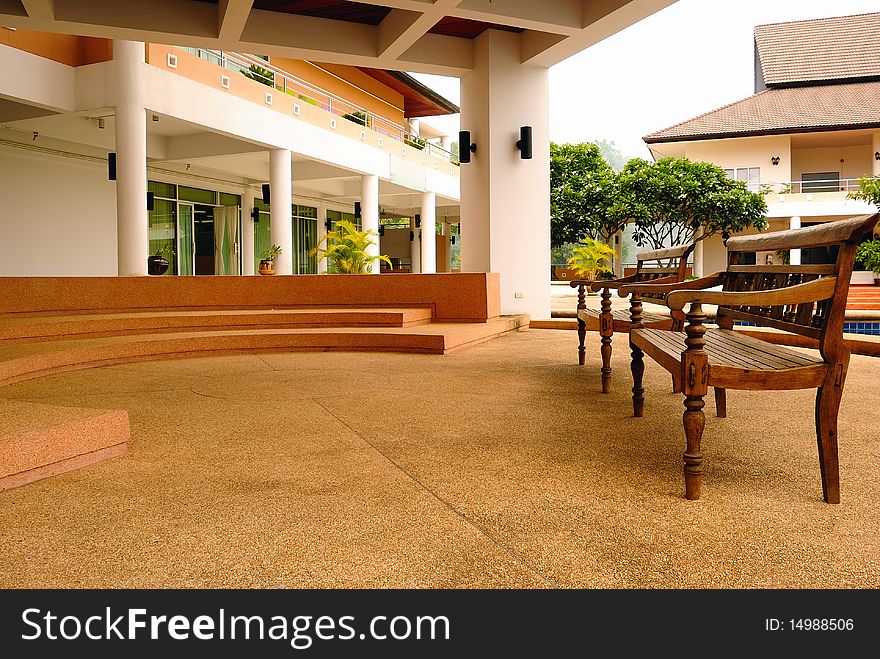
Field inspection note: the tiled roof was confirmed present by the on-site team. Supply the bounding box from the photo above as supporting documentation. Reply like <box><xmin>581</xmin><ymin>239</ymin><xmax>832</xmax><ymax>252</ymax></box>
<box><xmin>643</xmin><ymin>80</ymin><xmax>880</xmax><ymax>143</ymax></box>
<box><xmin>755</xmin><ymin>12</ymin><xmax>880</xmax><ymax>86</ymax></box>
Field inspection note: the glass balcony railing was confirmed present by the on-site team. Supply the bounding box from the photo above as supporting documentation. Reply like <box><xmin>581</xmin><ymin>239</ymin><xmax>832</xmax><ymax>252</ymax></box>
<box><xmin>175</xmin><ymin>47</ymin><xmax>459</xmax><ymax>165</ymax></box>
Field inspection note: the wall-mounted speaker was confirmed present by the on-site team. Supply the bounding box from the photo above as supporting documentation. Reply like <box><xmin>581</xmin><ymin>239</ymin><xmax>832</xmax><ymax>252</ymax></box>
<box><xmin>516</xmin><ymin>126</ymin><xmax>533</xmax><ymax>160</ymax></box>
<box><xmin>261</xmin><ymin>183</ymin><xmax>270</xmax><ymax>205</ymax></box>
<box><xmin>108</xmin><ymin>152</ymin><xmax>116</xmax><ymax>180</ymax></box>
<box><xmin>354</xmin><ymin>201</ymin><xmax>361</xmax><ymax>219</ymax></box>
<box><xmin>146</xmin><ymin>191</ymin><xmax>154</xmax><ymax>211</ymax></box>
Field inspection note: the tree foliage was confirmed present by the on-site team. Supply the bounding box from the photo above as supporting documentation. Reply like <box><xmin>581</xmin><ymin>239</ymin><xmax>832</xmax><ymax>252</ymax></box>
<box><xmin>550</xmin><ymin>142</ymin><xmax>619</xmax><ymax>247</ymax></box>
<box><xmin>614</xmin><ymin>157</ymin><xmax>768</xmax><ymax>249</ymax></box>
<box><xmin>848</xmin><ymin>175</ymin><xmax>880</xmax><ymax>207</ymax></box>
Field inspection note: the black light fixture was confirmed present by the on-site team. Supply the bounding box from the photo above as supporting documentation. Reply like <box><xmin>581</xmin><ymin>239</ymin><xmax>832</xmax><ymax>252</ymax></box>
<box><xmin>108</xmin><ymin>152</ymin><xmax>116</xmax><ymax>180</ymax></box>
<box><xmin>354</xmin><ymin>201</ymin><xmax>361</xmax><ymax>218</ymax></box>
<box><xmin>415</xmin><ymin>214</ymin><xmax>421</xmax><ymax>228</ymax></box>
<box><xmin>378</xmin><ymin>225</ymin><xmax>385</xmax><ymax>236</ymax></box>
<box><xmin>458</xmin><ymin>130</ymin><xmax>477</xmax><ymax>163</ymax></box>
<box><xmin>261</xmin><ymin>183</ymin><xmax>270</xmax><ymax>205</ymax></box>
<box><xmin>875</xmin><ymin>151</ymin><xmax>880</xmax><ymax>161</ymax></box>
<box><xmin>516</xmin><ymin>126</ymin><xmax>533</xmax><ymax>159</ymax></box>
<box><xmin>251</xmin><ymin>207</ymin><xmax>260</xmax><ymax>222</ymax></box>
<box><xmin>451</xmin><ymin>235</ymin><xmax>456</xmax><ymax>245</ymax></box>
<box><xmin>409</xmin><ymin>231</ymin><xmax>414</xmax><ymax>241</ymax></box>
<box><xmin>770</xmin><ymin>156</ymin><xmax>780</xmax><ymax>165</ymax></box>
<box><xmin>325</xmin><ymin>218</ymin><xmax>332</xmax><ymax>230</ymax></box>
<box><xmin>146</xmin><ymin>191</ymin><xmax>154</xmax><ymax>211</ymax></box>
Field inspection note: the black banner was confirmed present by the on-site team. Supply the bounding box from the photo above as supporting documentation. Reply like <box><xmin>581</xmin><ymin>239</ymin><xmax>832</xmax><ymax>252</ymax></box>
<box><xmin>0</xmin><ymin>589</ymin><xmax>874</xmax><ymax>656</ymax></box>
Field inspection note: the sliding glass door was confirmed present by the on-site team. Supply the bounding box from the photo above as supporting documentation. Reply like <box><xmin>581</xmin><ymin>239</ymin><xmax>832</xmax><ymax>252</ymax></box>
<box><xmin>177</xmin><ymin>202</ymin><xmax>195</xmax><ymax>276</ymax></box>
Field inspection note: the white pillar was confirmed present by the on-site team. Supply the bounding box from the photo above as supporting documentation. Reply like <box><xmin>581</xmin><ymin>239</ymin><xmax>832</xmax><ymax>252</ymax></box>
<box><xmin>789</xmin><ymin>216</ymin><xmax>802</xmax><ymax>265</ymax></box>
<box><xmin>360</xmin><ymin>174</ymin><xmax>380</xmax><ymax>273</ymax></box>
<box><xmin>410</xmin><ymin>215</ymin><xmax>421</xmax><ymax>273</ymax></box>
<box><xmin>316</xmin><ymin>203</ymin><xmax>328</xmax><ymax>274</ymax></box>
<box><xmin>873</xmin><ymin>133</ymin><xmax>880</xmax><ymax>178</ymax></box>
<box><xmin>113</xmin><ymin>40</ymin><xmax>148</xmax><ymax>276</ymax></box>
<box><xmin>241</xmin><ymin>186</ymin><xmax>255</xmax><ymax>275</ymax></box>
<box><xmin>693</xmin><ymin>227</ymin><xmax>704</xmax><ymax>278</ymax></box>
<box><xmin>460</xmin><ymin>30</ymin><xmax>550</xmax><ymax>317</ymax></box>
<box><xmin>269</xmin><ymin>149</ymin><xmax>292</xmax><ymax>275</ymax></box>
<box><xmin>440</xmin><ymin>135</ymin><xmax>451</xmax><ymax>150</ymax></box>
<box><xmin>420</xmin><ymin>191</ymin><xmax>437</xmax><ymax>274</ymax></box>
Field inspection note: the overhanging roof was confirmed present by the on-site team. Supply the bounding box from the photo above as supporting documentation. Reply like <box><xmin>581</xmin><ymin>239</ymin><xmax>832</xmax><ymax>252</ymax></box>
<box><xmin>0</xmin><ymin>0</ymin><xmax>677</xmax><ymax>76</ymax></box>
<box><xmin>360</xmin><ymin>68</ymin><xmax>458</xmax><ymax>117</ymax></box>
<box><xmin>644</xmin><ymin>80</ymin><xmax>880</xmax><ymax>144</ymax></box>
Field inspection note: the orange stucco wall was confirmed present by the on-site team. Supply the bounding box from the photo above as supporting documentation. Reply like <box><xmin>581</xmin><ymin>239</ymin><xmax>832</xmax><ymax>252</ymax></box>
<box><xmin>0</xmin><ymin>28</ymin><xmax>111</xmax><ymax>66</ymax></box>
<box><xmin>270</xmin><ymin>57</ymin><xmax>405</xmax><ymax>126</ymax></box>
<box><xmin>0</xmin><ymin>273</ymin><xmax>501</xmax><ymax>323</ymax></box>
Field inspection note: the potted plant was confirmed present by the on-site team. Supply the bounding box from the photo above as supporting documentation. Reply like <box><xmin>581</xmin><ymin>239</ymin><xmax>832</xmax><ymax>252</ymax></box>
<box><xmin>566</xmin><ymin>237</ymin><xmax>615</xmax><ymax>293</ymax></box>
<box><xmin>856</xmin><ymin>238</ymin><xmax>880</xmax><ymax>285</ymax></box>
<box><xmin>259</xmin><ymin>244</ymin><xmax>282</xmax><ymax>275</ymax></box>
<box><xmin>309</xmin><ymin>220</ymin><xmax>391</xmax><ymax>273</ymax></box>
<box><xmin>147</xmin><ymin>243</ymin><xmax>172</xmax><ymax>276</ymax></box>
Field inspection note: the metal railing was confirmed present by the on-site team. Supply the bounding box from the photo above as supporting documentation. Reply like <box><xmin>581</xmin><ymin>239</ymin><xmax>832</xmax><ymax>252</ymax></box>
<box><xmin>759</xmin><ymin>178</ymin><xmax>863</xmax><ymax>195</ymax></box>
<box><xmin>175</xmin><ymin>47</ymin><xmax>459</xmax><ymax>165</ymax></box>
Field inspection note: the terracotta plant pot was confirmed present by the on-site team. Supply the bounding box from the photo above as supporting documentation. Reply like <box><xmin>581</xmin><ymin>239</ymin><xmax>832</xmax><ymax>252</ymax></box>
<box><xmin>147</xmin><ymin>256</ymin><xmax>169</xmax><ymax>276</ymax></box>
<box><xmin>259</xmin><ymin>259</ymin><xmax>276</xmax><ymax>275</ymax></box>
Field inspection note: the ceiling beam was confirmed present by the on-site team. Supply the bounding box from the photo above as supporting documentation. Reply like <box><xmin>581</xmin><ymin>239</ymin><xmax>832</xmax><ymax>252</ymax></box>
<box><xmin>217</xmin><ymin>0</ymin><xmax>253</xmax><ymax>44</ymax></box>
<box><xmin>450</xmin><ymin>0</ymin><xmax>581</xmax><ymax>35</ymax></box>
<box><xmin>378</xmin><ymin>0</ymin><xmax>462</xmax><ymax>60</ymax></box>
<box><xmin>21</xmin><ymin>0</ymin><xmax>54</xmax><ymax>21</ymax></box>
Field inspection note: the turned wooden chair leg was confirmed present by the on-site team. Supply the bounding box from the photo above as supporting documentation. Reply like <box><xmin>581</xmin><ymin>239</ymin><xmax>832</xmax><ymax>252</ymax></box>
<box><xmin>815</xmin><ymin>381</ymin><xmax>845</xmax><ymax>504</ymax></box>
<box><xmin>683</xmin><ymin>394</ymin><xmax>705</xmax><ymax>500</ymax></box>
<box><xmin>600</xmin><ymin>332</ymin><xmax>612</xmax><ymax>393</ymax></box>
<box><xmin>714</xmin><ymin>387</ymin><xmax>727</xmax><ymax>418</ymax></box>
<box><xmin>577</xmin><ymin>318</ymin><xmax>586</xmax><ymax>366</ymax></box>
<box><xmin>631</xmin><ymin>344</ymin><xmax>645</xmax><ymax>417</ymax></box>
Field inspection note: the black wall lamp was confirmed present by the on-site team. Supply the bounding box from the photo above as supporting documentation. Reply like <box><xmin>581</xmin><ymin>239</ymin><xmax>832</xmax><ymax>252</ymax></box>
<box><xmin>325</xmin><ymin>218</ymin><xmax>332</xmax><ymax>230</ymax></box>
<box><xmin>770</xmin><ymin>156</ymin><xmax>780</xmax><ymax>165</ymax></box>
<box><xmin>415</xmin><ymin>214</ymin><xmax>421</xmax><ymax>228</ymax></box>
<box><xmin>458</xmin><ymin>130</ymin><xmax>477</xmax><ymax>163</ymax></box>
<box><xmin>108</xmin><ymin>152</ymin><xmax>116</xmax><ymax>180</ymax></box>
<box><xmin>516</xmin><ymin>126</ymin><xmax>533</xmax><ymax>159</ymax></box>
<box><xmin>875</xmin><ymin>151</ymin><xmax>880</xmax><ymax>161</ymax></box>
<box><xmin>261</xmin><ymin>183</ymin><xmax>270</xmax><ymax>204</ymax></box>
<box><xmin>251</xmin><ymin>207</ymin><xmax>260</xmax><ymax>222</ymax></box>
<box><xmin>409</xmin><ymin>230</ymin><xmax>414</xmax><ymax>241</ymax></box>
<box><xmin>378</xmin><ymin>225</ymin><xmax>385</xmax><ymax>236</ymax></box>
<box><xmin>146</xmin><ymin>191</ymin><xmax>154</xmax><ymax>211</ymax></box>
<box><xmin>354</xmin><ymin>201</ymin><xmax>361</xmax><ymax>218</ymax></box>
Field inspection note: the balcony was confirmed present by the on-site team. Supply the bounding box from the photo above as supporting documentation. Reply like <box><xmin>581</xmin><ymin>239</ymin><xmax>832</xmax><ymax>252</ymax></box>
<box><xmin>154</xmin><ymin>45</ymin><xmax>459</xmax><ymax>170</ymax></box>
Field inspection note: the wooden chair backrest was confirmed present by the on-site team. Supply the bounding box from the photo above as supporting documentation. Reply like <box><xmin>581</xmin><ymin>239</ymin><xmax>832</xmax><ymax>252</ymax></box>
<box><xmin>718</xmin><ymin>214</ymin><xmax>879</xmax><ymax>349</ymax></box>
<box><xmin>633</xmin><ymin>243</ymin><xmax>695</xmax><ymax>302</ymax></box>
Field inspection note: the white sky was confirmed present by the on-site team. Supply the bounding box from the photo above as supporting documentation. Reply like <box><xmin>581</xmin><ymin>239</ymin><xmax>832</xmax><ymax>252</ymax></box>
<box><xmin>412</xmin><ymin>0</ymin><xmax>880</xmax><ymax>159</ymax></box>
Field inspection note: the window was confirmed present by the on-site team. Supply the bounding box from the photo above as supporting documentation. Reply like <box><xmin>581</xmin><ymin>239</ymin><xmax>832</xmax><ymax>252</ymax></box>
<box><xmin>723</xmin><ymin>167</ymin><xmax>760</xmax><ymax>191</ymax></box>
<box><xmin>801</xmin><ymin>172</ymin><xmax>840</xmax><ymax>193</ymax></box>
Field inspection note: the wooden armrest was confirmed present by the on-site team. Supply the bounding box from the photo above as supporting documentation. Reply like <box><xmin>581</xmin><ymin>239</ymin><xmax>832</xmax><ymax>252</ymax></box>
<box><xmin>587</xmin><ymin>274</ymin><xmax>637</xmax><ymax>291</ymax></box>
<box><xmin>568</xmin><ymin>279</ymin><xmax>594</xmax><ymax>288</ymax></box>
<box><xmin>666</xmin><ymin>276</ymin><xmax>838</xmax><ymax>311</ymax></box>
<box><xmin>618</xmin><ymin>273</ymin><xmax>723</xmax><ymax>298</ymax></box>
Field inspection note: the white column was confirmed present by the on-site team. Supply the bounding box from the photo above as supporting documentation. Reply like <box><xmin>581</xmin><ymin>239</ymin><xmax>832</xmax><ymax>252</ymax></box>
<box><xmin>113</xmin><ymin>40</ymin><xmax>148</xmax><ymax>276</ymax></box>
<box><xmin>693</xmin><ymin>226</ymin><xmax>704</xmax><ymax>278</ymax></box>
<box><xmin>873</xmin><ymin>133</ymin><xmax>880</xmax><ymax>178</ymax></box>
<box><xmin>269</xmin><ymin>149</ymin><xmax>292</xmax><ymax>275</ymax></box>
<box><xmin>360</xmin><ymin>174</ymin><xmax>380</xmax><ymax>273</ymax></box>
<box><xmin>789</xmin><ymin>216</ymin><xmax>802</xmax><ymax>265</ymax></box>
<box><xmin>420</xmin><ymin>191</ymin><xmax>437</xmax><ymax>274</ymax></box>
<box><xmin>316</xmin><ymin>203</ymin><xmax>328</xmax><ymax>274</ymax></box>
<box><xmin>460</xmin><ymin>30</ymin><xmax>550</xmax><ymax>317</ymax></box>
<box><xmin>410</xmin><ymin>215</ymin><xmax>421</xmax><ymax>273</ymax></box>
<box><xmin>241</xmin><ymin>186</ymin><xmax>255</xmax><ymax>275</ymax></box>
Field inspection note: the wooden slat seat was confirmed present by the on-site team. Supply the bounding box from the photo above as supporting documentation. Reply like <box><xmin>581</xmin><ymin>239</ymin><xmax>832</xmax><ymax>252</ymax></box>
<box><xmin>619</xmin><ymin>213</ymin><xmax>879</xmax><ymax>503</ymax></box>
<box><xmin>571</xmin><ymin>242</ymin><xmax>694</xmax><ymax>392</ymax></box>
<box><xmin>578</xmin><ymin>308</ymin><xmax>671</xmax><ymax>331</ymax></box>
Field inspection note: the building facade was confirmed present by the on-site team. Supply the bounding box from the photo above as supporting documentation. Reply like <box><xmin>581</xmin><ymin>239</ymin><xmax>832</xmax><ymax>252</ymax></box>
<box><xmin>643</xmin><ymin>11</ymin><xmax>880</xmax><ymax>281</ymax></box>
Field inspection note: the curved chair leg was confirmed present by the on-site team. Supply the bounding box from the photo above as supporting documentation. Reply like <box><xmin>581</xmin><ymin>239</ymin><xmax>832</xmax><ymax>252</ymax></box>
<box><xmin>577</xmin><ymin>317</ymin><xmax>586</xmax><ymax>366</ymax></box>
<box><xmin>631</xmin><ymin>344</ymin><xmax>645</xmax><ymax>417</ymax></box>
<box><xmin>815</xmin><ymin>379</ymin><xmax>845</xmax><ymax>504</ymax></box>
<box><xmin>683</xmin><ymin>394</ymin><xmax>705</xmax><ymax>500</ymax></box>
<box><xmin>714</xmin><ymin>387</ymin><xmax>727</xmax><ymax>418</ymax></box>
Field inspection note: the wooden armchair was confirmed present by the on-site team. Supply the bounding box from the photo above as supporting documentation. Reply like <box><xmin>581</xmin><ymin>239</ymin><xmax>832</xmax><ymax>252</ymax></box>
<box><xmin>570</xmin><ymin>243</ymin><xmax>695</xmax><ymax>393</ymax></box>
<box><xmin>618</xmin><ymin>214</ymin><xmax>879</xmax><ymax>503</ymax></box>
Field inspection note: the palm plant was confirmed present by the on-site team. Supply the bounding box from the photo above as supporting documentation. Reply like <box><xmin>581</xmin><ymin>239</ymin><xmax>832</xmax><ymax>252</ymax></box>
<box><xmin>567</xmin><ymin>237</ymin><xmax>615</xmax><ymax>280</ymax></box>
<box><xmin>310</xmin><ymin>220</ymin><xmax>392</xmax><ymax>274</ymax></box>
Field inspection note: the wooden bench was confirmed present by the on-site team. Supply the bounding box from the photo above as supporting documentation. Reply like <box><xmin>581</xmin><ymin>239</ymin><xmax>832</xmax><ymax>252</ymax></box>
<box><xmin>618</xmin><ymin>213</ymin><xmax>879</xmax><ymax>503</ymax></box>
<box><xmin>570</xmin><ymin>243</ymin><xmax>694</xmax><ymax>392</ymax></box>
